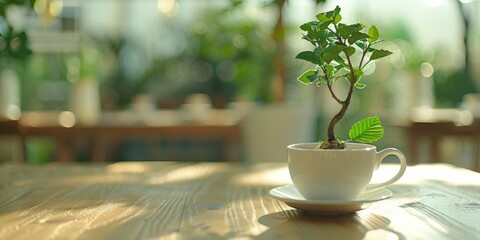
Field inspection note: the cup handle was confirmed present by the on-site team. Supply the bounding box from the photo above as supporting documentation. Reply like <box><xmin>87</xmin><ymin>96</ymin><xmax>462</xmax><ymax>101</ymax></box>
<box><xmin>365</xmin><ymin>148</ymin><xmax>407</xmax><ymax>191</ymax></box>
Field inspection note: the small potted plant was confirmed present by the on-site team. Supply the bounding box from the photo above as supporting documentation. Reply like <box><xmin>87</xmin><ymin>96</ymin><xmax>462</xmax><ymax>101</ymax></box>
<box><xmin>296</xmin><ymin>6</ymin><xmax>392</xmax><ymax>149</ymax></box>
<box><xmin>285</xmin><ymin>6</ymin><xmax>408</xmax><ymax>202</ymax></box>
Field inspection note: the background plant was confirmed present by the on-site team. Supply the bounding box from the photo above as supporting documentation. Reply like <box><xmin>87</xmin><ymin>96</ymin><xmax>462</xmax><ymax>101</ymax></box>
<box><xmin>296</xmin><ymin>6</ymin><xmax>392</xmax><ymax>149</ymax></box>
<box><xmin>0</xmin><ymin>0</ymin><xmax>36</xmax><ymax>67</ymax></box>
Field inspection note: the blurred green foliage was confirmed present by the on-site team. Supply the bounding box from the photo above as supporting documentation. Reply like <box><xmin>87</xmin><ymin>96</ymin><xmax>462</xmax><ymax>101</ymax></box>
<box><xmin>433</xmin><ymin>67</ymin><xmax>476</xmax><ymax>107</ymax></box>
<box><xmin>187</xmin><ymin>2</ymin><xmax>276</xmax><ymax>102</ymax></box>
<box><xmin>128</xmin><ymin>1</ymin><xmax>278</xmax><ymax>107</ymax></box>
<box><xmin>0</xmin><ymin>0</ymin><xmax>36</xmax><ymax>65</ymax></box>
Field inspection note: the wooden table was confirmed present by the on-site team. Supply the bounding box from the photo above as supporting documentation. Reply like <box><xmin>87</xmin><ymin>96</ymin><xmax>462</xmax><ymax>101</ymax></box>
<box><xmin>16</xmin><ymin>110</ymin><xmax>241</xmax><ymax>162</ymax></box>
<box><xmin>1</xmin><ymin>162</ymin><xmax>479</xmax><ymax>239</ymax></box>
<box><xmin>0</xmin><ymin>120</ymin><xmax>20</xmax><ymax>135</ymax></box>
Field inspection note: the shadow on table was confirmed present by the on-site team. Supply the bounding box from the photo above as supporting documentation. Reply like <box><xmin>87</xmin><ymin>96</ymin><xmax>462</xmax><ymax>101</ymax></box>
<box><xmin>256</xmin><ymin>210</ymin><xmax>405</xmax><ymax>240</ymax></box>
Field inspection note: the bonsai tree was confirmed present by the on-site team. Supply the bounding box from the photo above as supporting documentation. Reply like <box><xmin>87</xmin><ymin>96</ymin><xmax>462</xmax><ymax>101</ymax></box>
<box><xmin>296</xmin><ymin>6</ymin><xmax>393</xmax><ymax>149</ymax></box>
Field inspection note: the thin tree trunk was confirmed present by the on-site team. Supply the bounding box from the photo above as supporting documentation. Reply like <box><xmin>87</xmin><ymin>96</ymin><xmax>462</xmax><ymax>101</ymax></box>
<box><xmin>327</xmin><ymin>84</ymin><xmax>353</xmax><ymax>142</ymax></box>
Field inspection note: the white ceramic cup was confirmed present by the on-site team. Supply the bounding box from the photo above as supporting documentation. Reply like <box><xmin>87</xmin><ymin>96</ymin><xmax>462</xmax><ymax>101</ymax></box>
<box><xmin>287</xmin><ymin>142</ymin><xmax>407</xmax><ymax>201</ymax></box>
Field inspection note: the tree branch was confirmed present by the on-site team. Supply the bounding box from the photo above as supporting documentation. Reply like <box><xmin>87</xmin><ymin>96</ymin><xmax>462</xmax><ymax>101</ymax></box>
<box><xmin>321</xmin><ymin>66</ymin><xmax>342</xmax><ymax>104</ymax></box>
<box><xmin>326</xmin><ymin>78</ymin><xmax>354</xmax><ymax>142</ymax></box>
<box><xmin>358</xmin><ymin>43</ymin><xmax>370</xmax><ymax>69</ymax></box>
<box><xmin>345</xmin><ymin>53</ymin><xmax>356</xmax><ymax>84</ymax></box>
<box><xmin>326</xmin><ymin>53</ymin><xmax>356</xmax><ymax>142</ymax></box>
<box><xmin>327</xmin><ymin>81</ymin><xmax>343</xmax><ymax>104</ymax></box>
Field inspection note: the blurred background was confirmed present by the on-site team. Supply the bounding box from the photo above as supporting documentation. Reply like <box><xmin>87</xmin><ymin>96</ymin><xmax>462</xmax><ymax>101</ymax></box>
<box><xmin>0</xmin><ymin>0</ymin><xmax>479</xmax><ymax>170</ymax></box>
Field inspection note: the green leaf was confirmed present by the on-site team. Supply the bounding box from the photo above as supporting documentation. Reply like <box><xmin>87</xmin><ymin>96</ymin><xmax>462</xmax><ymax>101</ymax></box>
<box><xmin>296</xmin><ymin>51</ymin><xmax>323</xmax><ymax>65</ymax></box>
<box><xmin>337</xmin><ymin>24</ymin><xmax>364</xmax><ymax>39</ymax></box>
<box><xmin>319</xmin><ymin>20</ymin><xmax>333</xmax><ymax>29</ymax></box>
<box><xmin>300</xmin><ymin>23</ymin><xmax>312</xmax><ymax>32</ymax></box>
<box><xmin>348</xmin><ymin>32</ymin><xmax>370</xmax><ymax>45</ymax></box>
<box><xmin>301</xmin><ymin>34</ymin><xmax>313</xmax><ymax>43</ymax></box>
<box><xmin>311</xmin><ymin>29</ymin><xmax>330</xmax><ymax>43</ymax></box>
<box><xmin>368</xmin><ymin>26</ymin><xmax>379</xmax><ymax>43</ymax></box>
<box><xmin>297</xmin><ymin>69</ymin><xmax>318</xmax><ymax>85</ymax></box>
<box><xmin>355</xmin><ymin>41</ymin><xmax>366</xmax><ymax>49</ymax></box>
<box><xmin>334</xmin><ymin>55</ymin><xmax>347</xmax><ymax>67</ymax></box>
<box><xmin>354</xmin><ymin>82</ymin><xmax>366</xmax><ymax>89</ymax></box>
<box><xmin>326</xmin><ymin>6</ymin><xmax>340</xmax><ymax>18</ymax></box>
<box><xmin>322</xmin><ymin>44</ymin><xmax>346</xmax><ymax>63</ymax></box>
<box><xmin>354</xmin><ymin>68</ymin><xmax>364</xmax><ymax>80</ymax></box>
<box><xmin>300</xmin><ymin>21</ymin><xmax>317</xmax><ymax>32</ymax></box>
<box><xmin>370</xmin><ymin>39</ymin><xmax>385</xmax><ymax>45</ymax></box>
<box><xmin>316</xmin><ymin>12</ymin><xmax>333</xmax><ymax>23</ymax></box>
<box><xmin>344</xmin><ymin>46</ymin><xmax>355</xmax><ymax>56</ymax></box>
<box><xmin>333</xmin><ymin>65</ymin><xmax>344</xmax><ymax>72</ymax></box>
<box><xmin>370</xmin><ymin>49</ymin><xmax>393</xmax><ymax>60</ymax></box>
<box><xmin>326</xmin><ymin>65</ymin><xmax>334</xmax><ymax>78</ymax></box>
<box><xmin>333</xmin><ymin>6</ymin><xmax>341</xmax><ymax>16</ymax></box>
<box><xmin>334</xmin><ymin>14</ymin><xmax>342</xmax><ymax>24</ymax></box>
<box><xmin>348</xmin><ymin>116</ymin><xmax>384</xmax><ymax>143</ymax></box>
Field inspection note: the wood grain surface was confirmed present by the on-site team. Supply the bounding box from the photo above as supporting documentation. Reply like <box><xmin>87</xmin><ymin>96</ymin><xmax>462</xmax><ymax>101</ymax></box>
<box><xmin>0</xmin><ymin>162</ymin><xmax>479</xmax><ymax>240</ymax></box>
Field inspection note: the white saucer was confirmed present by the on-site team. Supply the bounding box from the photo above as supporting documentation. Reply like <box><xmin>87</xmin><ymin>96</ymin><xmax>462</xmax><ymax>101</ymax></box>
<box><xmin>269</xmin><ymin>185</ymin><xmax>392</xmax><ymax>214</ymax></box>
